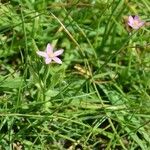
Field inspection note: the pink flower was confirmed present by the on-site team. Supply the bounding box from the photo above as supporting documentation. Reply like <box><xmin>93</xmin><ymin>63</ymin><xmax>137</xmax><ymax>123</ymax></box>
<box><xmin>36</xmin><ymin>43</ymin><xmax>64</xmax><ymax>64</ymax></box>
<box><xmin>128</xmin><ymin>16</ymin><xmax>145</xmax><ymax>30</ymax></box>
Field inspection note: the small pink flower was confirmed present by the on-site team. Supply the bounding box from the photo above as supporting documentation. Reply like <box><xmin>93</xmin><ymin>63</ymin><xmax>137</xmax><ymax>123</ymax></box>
<box><xmin>36</xmin><ymin>43</ymin><xmax>64</xmax><ymax>64</ymax></box>
<box><xmin>128</xmin><ymin>16</ymin><xmax>145</xmax><ymax>30</ymax></box>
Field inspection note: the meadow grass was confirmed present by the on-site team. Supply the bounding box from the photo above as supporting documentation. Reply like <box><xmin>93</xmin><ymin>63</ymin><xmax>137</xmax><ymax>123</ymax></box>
<box><xmin>0</xmin><ymin>0</ymin><xmax>150</xmax><ymax>149</ymax></box>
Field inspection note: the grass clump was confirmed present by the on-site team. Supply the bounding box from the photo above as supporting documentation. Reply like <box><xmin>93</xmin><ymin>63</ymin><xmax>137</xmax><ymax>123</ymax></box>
<box><xmin>0</xmin><ymin>0</ymin><xmax>150</xmax><ymax>149</ymax></box>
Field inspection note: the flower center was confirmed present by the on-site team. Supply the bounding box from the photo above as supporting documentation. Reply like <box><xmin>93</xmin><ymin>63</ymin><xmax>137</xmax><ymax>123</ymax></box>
<box><xmin>48</xmin><ymin>52</ymin><xmax>55</xmax><ymax>58</ymax></box>
<box><xmin>133</xmin><ymin>20</ymin><xmax>139</xmax><ymax>27</ymax></box>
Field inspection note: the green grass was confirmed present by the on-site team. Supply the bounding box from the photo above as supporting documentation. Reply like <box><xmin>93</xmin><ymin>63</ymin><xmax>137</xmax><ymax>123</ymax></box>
<box><xmin>0</xmin><ymin>0</ymin><xmax>150</xmax><ymax>149</ymax></box>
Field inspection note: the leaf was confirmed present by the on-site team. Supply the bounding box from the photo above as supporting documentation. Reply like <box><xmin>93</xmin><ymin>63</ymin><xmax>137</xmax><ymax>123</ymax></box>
<box><xmin>45</xmin><ymin>89</ymin><xmax>59</xmax><ymax>98</ymax></box>
<box><xmin>0</xmin><ymin>76</ymin><xmax>23</xmax><ymax>89</ymax></box>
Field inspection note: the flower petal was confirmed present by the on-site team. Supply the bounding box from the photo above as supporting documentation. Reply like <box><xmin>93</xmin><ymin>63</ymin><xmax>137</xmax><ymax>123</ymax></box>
<box><xmin>128</xmin><ymin>16</ymin><xmax>133</xmax><ymax>23</ymax></box>
<box><xmin>52</xmin><ymin>57</ymin><xmax>62</xmax><ymax>64</ymax></box>
<box><xmin>46</xmin><ymin>43</ymin><xmax>53</xmax><ymax>54</ymax></box>
<box><xmin>132</xmin><ymin>26</ymin><xmax>139</xmax><ymax>30</ymax></box>
<box><xmin>54</xmin><ymin>49</ymin><xmax>64</xmax><ymax>56</ymax></box>
<box><xmin>139</xmin><ymin>21</ymin><xmax>145</xmax><ymax>27</ymax></box>
<box><xmin>128</xmin><ymin>22</ymin><xmax>133</xmax><ymax>27</ymax></box>
<box><xmin>134</xmin><ymin>16</ymin><xmax>139</xmax><ymax>21</ymax></box>
<box><xmin>45</xmin><ymin>58</ymin><xmax>52</xmax><ymax>64</ymax></box>
<box><xmin>36</xmin><ymin>51</ymin><xmax>48</xmax><ymax>58</ymax></box>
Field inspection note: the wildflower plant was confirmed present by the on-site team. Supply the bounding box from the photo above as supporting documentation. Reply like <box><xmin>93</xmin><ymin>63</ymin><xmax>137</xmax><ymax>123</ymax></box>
<box><xmin>37</xmin><ymin>43</ymin><xmax>64</xmax><ymax>64</ymax></box>
<box><xmin>128</xmin><ymin>16</ymin><xmax>145</xmax><ymax>30</ymax></box>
